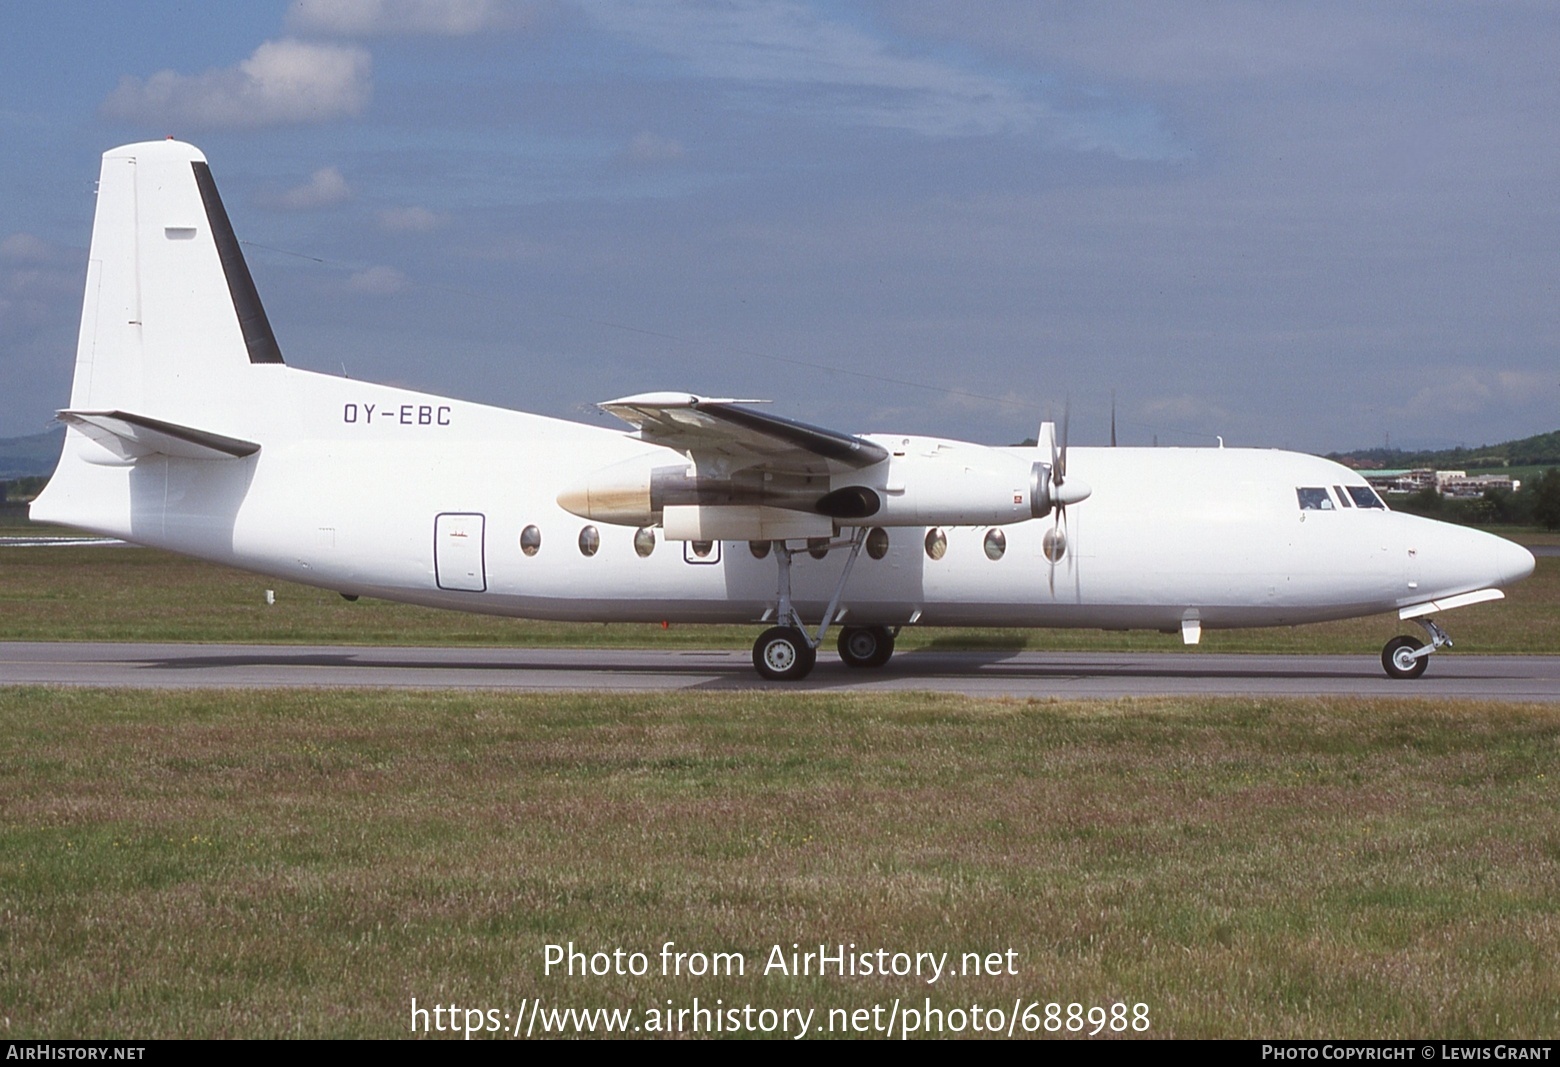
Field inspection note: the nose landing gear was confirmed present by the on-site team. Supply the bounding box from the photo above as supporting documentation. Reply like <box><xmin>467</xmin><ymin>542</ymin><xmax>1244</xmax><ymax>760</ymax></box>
<box><xmin>1381</xmin><ymin>617</ymin><xmax>1452</xmax><ymax>680</ymax></box>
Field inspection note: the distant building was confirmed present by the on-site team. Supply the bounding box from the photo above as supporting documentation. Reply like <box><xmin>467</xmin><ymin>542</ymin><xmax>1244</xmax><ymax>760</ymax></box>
<box><xmin>1362</xmin><ymin>469</ymin><xmax>1519</xmax><ymax>497</ymax></box>
<box><xmin>1440</xmin><ymin>474</ymin><xmax>1520</xmax><ymax>498</ymax></box>
<box><xmin>1363</xmin><ymin>469</ymin><xmax>1435</xmax><ymax>493</ymax></box>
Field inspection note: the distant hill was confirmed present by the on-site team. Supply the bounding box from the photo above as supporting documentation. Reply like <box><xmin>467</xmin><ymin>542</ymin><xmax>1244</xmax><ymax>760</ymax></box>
<box><xmin>0</xmin><ymin>429</ymin><xmax>63</xmax><ymax>481</ymax></box>
<box><xmin>1329</xmin><ymin>429</ymin><xmax>1560</xmax><ymax>471</ymax></box>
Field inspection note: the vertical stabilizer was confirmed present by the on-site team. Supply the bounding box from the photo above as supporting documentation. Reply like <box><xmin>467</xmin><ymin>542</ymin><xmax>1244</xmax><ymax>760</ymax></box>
<box><xmin>65</xmin><ymin>140</ymin><xmax>284</xmax><ymax>421</ymax></box>
<box><xmin>33</xmin><ymin>141</ymin><xmax>280</xmax><ymax>536</ymax></box>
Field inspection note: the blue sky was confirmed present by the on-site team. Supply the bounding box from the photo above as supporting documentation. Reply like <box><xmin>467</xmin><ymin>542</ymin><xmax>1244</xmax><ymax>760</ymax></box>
<box><xmin>3</xmin><ymin>0</ymin><xmax>1557</xmax><ymax>451</ymax></box>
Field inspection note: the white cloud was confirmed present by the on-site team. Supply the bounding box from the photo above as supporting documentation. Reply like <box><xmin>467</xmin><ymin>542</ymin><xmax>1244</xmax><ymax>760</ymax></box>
<box><xmin>1140</xmin><ymin>394</ymin><xmax>1233</xmax><ymax>423</ymax></box>
<box><xmin>272</xmin><ymin>167</ymin><xmax>354</xmax><ymax>210</ymax></box>
<box><xmin>889</xmin><ymin>2</ymin><xmax>1408</xmax><ymax>88</ymax></box>
<box><xmin>1395</xmin><ymin>368</ymin><xmax>1560</xmax><ymax>422</ymax></box>
<box><xmin>1</xmin><ymin>233</ymin><xmax>61</xmax><ymax>264</ymax></box>
<box><xmin>462</xmin><ymin>236</ymin><xmax>548</xmax><ymax>262</ymax></box>
<box><xmin>577</xmin><ymin>0</ymin><xmax>1175</xmax><ymax>153</ymax></box>
<box><xmin>1</xmin><ymin>243</ymin><xmax>82</xmax><ymax>343</ymax></box>
<box><xmin>622</xmin><ymin>131</ymin><xmax>684</xmax><ymax>164</ymax></box>
<box><xmin>101</xmin><ymin>39</ymin><xmax>372</xmax><ymax>129</ymax></box>
<box><xmin>348</xmin><ymin>266</ymin><xmax>410</xmax><ymax>295</ymax></box>
<box><xmin>1494</xmin><ymin>370</ymin><xmax>1556</xmax><ymax>397</ymax></box>
<box><xmin>376</xmin><ymin>206</ymin><xmax>443</xmax><ymax>232</ymax></box>
<box><xmin>1400</xmin><ymin>372</ymin><xmax>1495</xmax><ymax>419</ymax></box>
<box><xmin>288</xmin><ymin>0</ymin><xmax>537</xmax><ymax>36</ymax></box>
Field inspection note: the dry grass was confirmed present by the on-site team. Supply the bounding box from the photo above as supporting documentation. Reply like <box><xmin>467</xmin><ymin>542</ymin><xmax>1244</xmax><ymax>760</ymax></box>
<box><xmin>2</xmin><ymin>688</ymin><xmax>1557</xmax><ymax>1038</ymax></box>
<box><xmin>0</xmin><ymin>545</ymin><xmax>1555</xmax><ymax>655</ymax></box>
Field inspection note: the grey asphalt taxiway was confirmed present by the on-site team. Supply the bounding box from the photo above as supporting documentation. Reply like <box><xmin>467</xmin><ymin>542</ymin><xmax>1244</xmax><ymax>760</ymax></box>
<box><xmin>3</xmin><ymin>642</ymin><xmax>1559</xmax><ymax>700</ymax></box>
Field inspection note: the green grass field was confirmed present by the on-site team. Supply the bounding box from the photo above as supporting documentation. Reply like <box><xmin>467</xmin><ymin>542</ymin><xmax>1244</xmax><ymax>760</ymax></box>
<box><xmin>4</xmin><ymin>520</ymin><xmax>1558</xmax><ymax>1039</ymax></box>
<box><xmin>2</xmin><ymin>689</ymin><xmax>1557</xmax><ymax>1038</ymax></box>
<box><xmin>2</xmin><ymin>539</ymin><xmax>1554</xmax><ymax>654</ymax></box>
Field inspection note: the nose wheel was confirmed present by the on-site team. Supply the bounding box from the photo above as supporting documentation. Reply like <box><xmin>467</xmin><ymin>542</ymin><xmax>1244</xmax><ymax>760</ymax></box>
<box><xmin>1381</xmin><ymin>617</ymin><xmax>1451</xmax><ymax>680</ymax></box>
<box><xmin>1381</xmin><ymin>636</ymin><xmax>1429</xmax><ymax>679</ymax></box>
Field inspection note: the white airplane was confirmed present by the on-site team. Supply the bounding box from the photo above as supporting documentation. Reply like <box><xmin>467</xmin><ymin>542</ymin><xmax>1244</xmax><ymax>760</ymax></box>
<box><xmin>31</xmin><ymin>141</ymin><xmax>1536</xmax><ymax>681</ymax></box>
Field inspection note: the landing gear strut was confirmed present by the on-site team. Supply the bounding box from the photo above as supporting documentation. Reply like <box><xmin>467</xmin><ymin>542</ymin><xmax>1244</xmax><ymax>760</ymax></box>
<box><xmin>1381</xmin><ymin>617</ymin><xmax>1452</xmax><ymax>680</ymax></box>
<box><xmin>751</xmin><ymin>528</ymin><xmax>871</xmax><ymax>681</ymax></box>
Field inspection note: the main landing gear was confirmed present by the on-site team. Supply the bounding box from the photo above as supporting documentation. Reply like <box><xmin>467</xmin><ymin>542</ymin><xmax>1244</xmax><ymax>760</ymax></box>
<box><xmin>837</xmin><ymin>624</ymin><xmax>896</xmax><ymax>669</ymax></box>
<box><xmin>752</xmin><ymin>625</ymin><xmax>816</xmax><ymax>682</ymax></box>
<box><xmin>751</xmin><ymin>529</ymin><xmax>896</xmax><ymax>681</ymax></box>
<box><xmin>1381</xmin><ymin>617</ymin><xmax>1452</xmax><ymax>680</ymax></box>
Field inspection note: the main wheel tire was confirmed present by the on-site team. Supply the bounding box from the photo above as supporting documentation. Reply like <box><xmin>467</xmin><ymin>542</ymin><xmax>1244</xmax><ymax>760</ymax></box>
<box><xmin>837</xmin><ymin>625</ymin><xmax>895</xmax><ymax>669</ymax></box>
<box><xmin>1382</xmin><ymin>635</ymin><xmax>1429</xmax><ymax>679</ymax></box>
<box><xmin>753</xmin><ymin>626</ymin><xmax>817</xmax><ymax>681</ymax></box>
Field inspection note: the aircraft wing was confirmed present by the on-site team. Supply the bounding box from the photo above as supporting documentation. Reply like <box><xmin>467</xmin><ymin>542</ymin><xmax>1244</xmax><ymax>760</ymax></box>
<box><xmin>598</xmin><ymin>392</ymin><xmax>888</xmax><ymax>474</ymax></box>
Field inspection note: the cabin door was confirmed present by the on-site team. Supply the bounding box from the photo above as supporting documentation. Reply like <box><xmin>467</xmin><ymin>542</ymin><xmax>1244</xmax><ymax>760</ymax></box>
<box><xmin>434</xmin><ymin>512</ymin><xmax>487</xmax><ymax>592</ymax></box>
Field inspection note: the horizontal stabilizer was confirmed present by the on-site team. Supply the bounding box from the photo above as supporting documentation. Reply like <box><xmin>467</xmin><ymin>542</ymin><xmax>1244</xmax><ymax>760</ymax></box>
<box><xmin>59</xmin><ymin>409</ymin><xmax>260</xmax><ymax>461</ymax></box>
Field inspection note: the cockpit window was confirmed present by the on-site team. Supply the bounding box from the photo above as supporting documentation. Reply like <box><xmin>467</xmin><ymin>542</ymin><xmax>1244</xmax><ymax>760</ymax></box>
<box><xmin>1297</xmin><ymin>487</ymin><xmax>1334</xmax><ymax>510</ymax></box>
<box><xmin>1333</xmin><ymin>485</ymin><xmax>1352</xmax><ymax>507</ymax></box>
<box><xmin>1346</xmin><ymin>485</ymin><xmax>1386</xmax><ymax>509</ymax></box>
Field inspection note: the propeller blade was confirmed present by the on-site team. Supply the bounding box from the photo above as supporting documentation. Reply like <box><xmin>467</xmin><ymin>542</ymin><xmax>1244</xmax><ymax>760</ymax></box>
<box><xmin>1048</xmin><ymin>509</ymin><xmax>1058</xmax><ymax>595</ymax></box>
<box><xmin>1047</xmin><ymin>422</ymin><xmax>1061</xmax><ymax>486</ymax></box>
<box><xmin>1057</xmin><ymin>401</ymin><xmax>1070</xmax><ymax>483</ymax></box>
<box><xmin>1068</xmin><ymin>499</ymin><xmax>1080</xmax><ymax>600</ymax></box>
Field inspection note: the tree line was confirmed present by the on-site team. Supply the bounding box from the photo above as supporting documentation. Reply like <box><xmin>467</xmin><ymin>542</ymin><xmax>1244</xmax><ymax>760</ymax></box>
<box><xmin>1392</xmin><ymin>468</ymin><xmax>1560</xmax><ymax>530</ymax></box>
<box><xmin>1328</xmin><ymin>428</ymin><xmax>1560</xmax><ymax>471</ymax></box>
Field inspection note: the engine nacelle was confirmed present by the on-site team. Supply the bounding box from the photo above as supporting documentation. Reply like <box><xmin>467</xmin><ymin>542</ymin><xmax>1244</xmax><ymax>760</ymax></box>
<box><xmin>557</xmin><ymin>437</ymin><xmax>1089</xmax><ymax>538</ymax></box>
<box><xmin>829</xmin><ymin>437</ymin><xmax>1058</xmax><ymax>527</ymax></box>
<box><xmin>557</xmin><ymin>453</ymin><xmax>829</xmax><ymax>529</ymax></box>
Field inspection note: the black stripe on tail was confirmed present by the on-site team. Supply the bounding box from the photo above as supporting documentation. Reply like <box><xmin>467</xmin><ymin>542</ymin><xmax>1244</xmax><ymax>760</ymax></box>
<box><xmin>191</xmin><ymin>161</ymin><xmax>285</xmax><ymax>365</ymax></box>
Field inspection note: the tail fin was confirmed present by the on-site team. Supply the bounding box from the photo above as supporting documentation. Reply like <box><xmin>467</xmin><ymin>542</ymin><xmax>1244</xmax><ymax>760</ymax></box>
<box><xmin>32</xmin><ymin>141</ymin><xmax>278</xmax><ymax>534</ymax></box>
<box><xmin>66</xmin><ymin>139</ymin><xmax>283</xmax><ymax>420</ymax></box>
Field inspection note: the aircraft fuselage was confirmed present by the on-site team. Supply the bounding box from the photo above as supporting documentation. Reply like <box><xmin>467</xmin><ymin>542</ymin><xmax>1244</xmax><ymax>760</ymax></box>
<box><xmin>35</xmin><ymin>367</ymin><xmax>1532</xmax><ymax>635</ymax></box>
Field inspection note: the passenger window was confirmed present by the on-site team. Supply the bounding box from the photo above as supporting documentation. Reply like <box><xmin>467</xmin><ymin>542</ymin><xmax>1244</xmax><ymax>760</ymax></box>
<box><xmin>1297</xmin><ymin>488</ymin><xmax>1333</xmax><ymax>511</ymax></box>
<box><xmin>1346</xmin><ymin>485</ymin><xmax>1386</xmax><ymax>509</ymax></box>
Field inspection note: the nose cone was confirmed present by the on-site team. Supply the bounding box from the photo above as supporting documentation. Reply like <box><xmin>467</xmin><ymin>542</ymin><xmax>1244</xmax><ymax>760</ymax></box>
<box><xmin>1495</xmin><ymin>536</ymin><xmax>1536</xmax><ymax>586</ymax></box>
<box><xmin>1405</xmin><ymin>518</ymin><xmax>1538</xmax><ymax>600</ymax></box>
